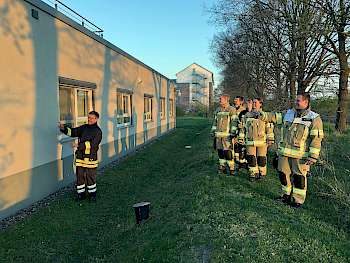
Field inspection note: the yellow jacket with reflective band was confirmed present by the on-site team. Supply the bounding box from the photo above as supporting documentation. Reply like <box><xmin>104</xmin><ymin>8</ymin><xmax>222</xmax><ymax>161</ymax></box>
<box><xmin>211</xmin><ymin>105</ymin><xmax>240</xmax><ymax>138</ymax></box>
<box><xmin>238</xmin><ymin>110</ymin><xmax>275</xmax><ymax>147</ymax></box>
<box><xmin>260</xmin><ymin>109</ymin><xmax>323</xmax><ymax>159</ymax></box>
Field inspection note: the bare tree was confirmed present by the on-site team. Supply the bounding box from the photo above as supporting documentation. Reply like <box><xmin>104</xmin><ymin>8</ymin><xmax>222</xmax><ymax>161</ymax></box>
<box><xmin>209</xmin><ymin>0</ymin><xmax>334</xmax><ymax>104</ymax></box>
<box><xmin>314</xmin><ymin>0</ymin><xmax>350</xmax><ymax>132</ymax></box>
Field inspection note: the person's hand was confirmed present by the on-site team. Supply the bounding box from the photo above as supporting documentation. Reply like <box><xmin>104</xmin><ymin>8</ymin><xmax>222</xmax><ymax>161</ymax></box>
<box><xmin>305</xmin><ymin>157</ymin><xmax>317</xmax><ymax>165</ymax></box>
<box><xmin>58</xmin><ymin>122</ymin><xmax>65</xmax><ymax>130</ymax></box>
<box><xmin>231</xmin><ymin>137</ymin><xmax>237</xmax><ymax>144</ymax></box>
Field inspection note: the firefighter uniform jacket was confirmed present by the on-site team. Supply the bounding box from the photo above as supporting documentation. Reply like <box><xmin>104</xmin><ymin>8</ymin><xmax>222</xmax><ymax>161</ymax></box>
<box><xmin>61</xmin><ymin>123</ymin><xmax>102</xmax><ymax>168</ymax></box>
<box><xmin>211</xmin><ymin>106</ymin><xmax>238</xmax><ymax>150</ymax></box>
<box><xmin>238</xmin><ymin>110</ymin><xmax>275</xmax><ymax>146</ymax></box>
<box><xmin>260</xmin><ymin>108</ymin><xmax>324</xmax><ymax>160</ymax></box>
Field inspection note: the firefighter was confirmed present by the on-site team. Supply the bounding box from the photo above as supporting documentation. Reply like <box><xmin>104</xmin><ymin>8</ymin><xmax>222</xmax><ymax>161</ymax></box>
<box><xmin>232</xmin><ymin>96</ymin><xmax>247</xmax><ymax>170</ymax></box>
<box><xmin>259</xmin><ymin>93</ymin><xmax>324</xmax><ymax>208</ymax></box>
<box><xmin>58</xmin><ymin>111</ymin><xmax>102</xmax><ymax>202</ymax></box>
<box><xmin>211</xmin><ymin>94</ymin><xmax>238</xmax><ymax>175</ymax></box>
<box><xmin>238</xmin><ymin>98</ymin><xmax>274</xmax><ymax>181</ymax></box>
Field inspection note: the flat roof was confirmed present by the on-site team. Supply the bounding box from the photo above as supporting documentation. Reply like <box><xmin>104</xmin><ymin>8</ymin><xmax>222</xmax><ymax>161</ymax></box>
<box><xmin>24</xmin><ymin>0</ymin><xmax>172</xmax><ymax>81</ymax></box>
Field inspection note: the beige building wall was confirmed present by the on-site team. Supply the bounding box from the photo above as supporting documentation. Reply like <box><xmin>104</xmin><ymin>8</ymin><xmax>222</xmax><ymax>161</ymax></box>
<box><xmin>0</xmin><ymin>0</ymin><xmax>176</xmax><ymax>219</ymax></box>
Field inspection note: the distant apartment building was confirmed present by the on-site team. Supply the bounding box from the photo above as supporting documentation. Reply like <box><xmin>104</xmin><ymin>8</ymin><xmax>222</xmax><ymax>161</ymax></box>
<box><xmin>175</xmin><ymin>63</ymin><xmax>214</xmax><ymax>111</ymax></box>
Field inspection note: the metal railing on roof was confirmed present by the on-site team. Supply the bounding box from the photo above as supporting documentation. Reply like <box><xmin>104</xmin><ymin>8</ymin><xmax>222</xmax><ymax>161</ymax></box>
<box><xmin>43</xmin><ymin>0</ymin><xmax>104</xmax><ymax>38</ymax></box>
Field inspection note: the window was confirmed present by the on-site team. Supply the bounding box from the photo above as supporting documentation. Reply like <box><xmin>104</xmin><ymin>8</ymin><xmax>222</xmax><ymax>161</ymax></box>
<box><xmin>144</xmin><ymin>95</ymin><xmax>153</xmax><ymax>121</ymax></box>
<box><xmin>59</xmin><ymin>86</ymin><xmax>93</xmax><ymax>128</ymax></box>
<box><xmin>116</xmin><ymin>89</ymin><xmax>132</xmax><ymax>126</ymax></box>
<box><xmin>160</xmin><ymin>97</ymin><xmax>166</xmax><ymax>119</ymax></box>
<box><xmin>169</xmin><ymin>99</ymin><xmax>174</xmax><ymax>117</ymax></box>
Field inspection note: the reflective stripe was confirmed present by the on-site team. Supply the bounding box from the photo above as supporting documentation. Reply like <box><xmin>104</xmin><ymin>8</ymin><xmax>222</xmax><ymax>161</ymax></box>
<box><xmin>279</xmin><ymin>147</ymin><xmax>308</xmax><ymax>159</ymax></box>
<box><xmin>309</xmin><ymin>147</ymin><xmax>320</xmax><ymax>155</ymax></box>
<box><xmin>245</xmin><ymin>140</ymin><xmax>266</xmax><ymax>147</ymax></box>
<box><xmin>293</xmin><ymin>187</ymin><xmax>306</xmax><ymax>197</ymax></box>
<box><xmin>87</xmin><ymin>184</ymin><xmax>97</xmax><ymax>189</ymax></box>
<box><xmin>219</xmin><ymin>159</ymin><xmax>226</xmax><ymax>165</ymax></box>
<box><xmin>76</xmin><ymin>163</ymin><xmax>98</xmax><ymax>168</ymax></box>
<box><xmin>77</xmin><ymin>189</ymin><xmax>86</xmax><ymax>193</ymax></box>
<box><xmin>276</xmin><ymin>113</ymin><xmax>283</xmax><ymax>124</ymax></box>
<box><xmin>85</xmin><ymin>141</ymin><xmax>91</xmax><ymax>155</ymax></box>
<box><xmin>281</xmin><ymin>185</ymin><xmax>291</xmax><ymax>195</ymax></box>
<box><xmin>267</xmin><ymin>134</ymin><xmax>274</xmax><ymax>139</ymax></box>
<box><xmin>67</xmin><ymin>127</ymin><xmax>72</xmax><ymax>137</ymax></box>
<box><xmin>215</xmin><ymin>132</ymin><xmax>230</xmax><ymax>137</ymax></box>
<box><xmin>310</xmin><ymin>129</ymin><xmax>324</xmax><ymax>137</ymax></box>
<box><xmin>217</xmin><ymin>112</ymin><xmax>230</xmax><ymax>116</ymax></box>
<box><xmin>88</xmin><ymin>188</ymin><xmax>97</xmax><ymax>193</ymax></box>
<box><xmin>76</xmin><ymin>158</ymin><xmax>99</xmax><ymax>165</ymax></box>
<box><xmin>227</xmin><ymin>160</ymin><xmax>235</xmax><ymax>168</ymax></box>
<box><xmin>249</xmin><ymin>166</ymin><xmax>259</xmax><ymax>173</ymax></box>
<box><xmin>77</xmin><ymin>184</ymin><xmax>85</xmax><ymax>189</ymax></box>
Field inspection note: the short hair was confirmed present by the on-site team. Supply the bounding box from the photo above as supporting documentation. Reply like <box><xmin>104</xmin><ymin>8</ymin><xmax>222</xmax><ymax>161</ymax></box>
<box><xmin>246</xmin><ymin>98</ymin><xmax>253</xmax><ymax>102</ymax></box>
<box><xmin>235</xmin><ymin>96</ymin><xmax>244</xmax><ymax>102</ymax></box>
<box><xmin>89</xmin><ymin>111</ymin><xmax>100</xmax><ymax>118</ymax></box>
<box><xmin>298</xmin><ymin>92</ymin><xmax>310</xmax><ymax>102</ymax></box>
<box><xmin>220</xmin><ymin>94</ymin><xmax>230</xmax><ymax>100</ymax></box>
<box><xmin>254</xmin><ymin>97</ymin><xmax>264</xmax><ymax>104</ymax></box>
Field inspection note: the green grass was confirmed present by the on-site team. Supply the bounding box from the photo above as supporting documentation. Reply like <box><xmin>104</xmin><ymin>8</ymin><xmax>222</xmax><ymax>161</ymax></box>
<box><xmin>0</xmin><ymin>117</ymin><xmax>349</xmax><ymax>262</ymax></box>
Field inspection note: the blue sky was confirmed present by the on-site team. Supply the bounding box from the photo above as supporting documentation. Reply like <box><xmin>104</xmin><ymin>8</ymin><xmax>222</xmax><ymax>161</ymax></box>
<box><xmin>44</xmin><ymin>0</ymin><xmax>220</xmax><ymax>84</ymax></box>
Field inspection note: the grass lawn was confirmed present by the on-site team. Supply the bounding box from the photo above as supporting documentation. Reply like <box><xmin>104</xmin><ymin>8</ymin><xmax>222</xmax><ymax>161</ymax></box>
<box><xmin>0</xmin><ymin>117</ymin><xmax>349</xmax><ymax>262</ymax></box>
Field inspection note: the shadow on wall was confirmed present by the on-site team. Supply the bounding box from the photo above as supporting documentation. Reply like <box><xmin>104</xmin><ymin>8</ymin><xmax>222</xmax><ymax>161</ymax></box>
<box><xmin>0</xmin><ymin>0</ymin><xmax>62</xmax><ymax>218</ymax></box>
<box><xmin>152</xmin><ymin>72</ymin><xmax>162</xmax><ymax>137</ymax></box>
<box><xmin>166</xmin><ymin>80</ymin><xmax>170</xmax><ymax>131</ymax></box>
<box><xmin>60</xmin><ymin>27</ymin><xmax>137</xmax><ymax>164</ymax></box>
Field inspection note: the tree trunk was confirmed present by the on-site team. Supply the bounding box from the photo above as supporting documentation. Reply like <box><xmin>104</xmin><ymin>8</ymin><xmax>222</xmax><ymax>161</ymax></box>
<box><xmin>335</xmin><ymin>31</ymin><xmax>349</xmax><ymax>133</ymax></box>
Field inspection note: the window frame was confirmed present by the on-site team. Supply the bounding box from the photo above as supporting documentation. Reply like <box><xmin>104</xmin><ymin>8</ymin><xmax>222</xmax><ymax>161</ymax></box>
<box><xmin>59</xmin><ymin>85</ymin><xmax>94</xmax><ymax>128</ymax></box>
<box><xmin>144</xmin><ymin>95</ymin><xmax>153</xmax><ymax>122</ymax></box>
<box><xmin>116</xmin><ymin>89</ymin><xmax>133</xmax><ymax>127</ymax></box>
<box><xmin>169</xmin><ymin>98</ymin><xmax>174</xmax><ymax>117</ymax></box>
<box><xmin>160</xmin><ymin>97</ymin><xmax>166</xmax><ymax>120</ymax></box>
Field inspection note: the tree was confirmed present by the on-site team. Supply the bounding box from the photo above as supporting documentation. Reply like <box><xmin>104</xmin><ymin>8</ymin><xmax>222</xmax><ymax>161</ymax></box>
<box><xmin>315</xmin><ymin>0</ymin><xmax>350</xmax><ymax>132</ymax></box>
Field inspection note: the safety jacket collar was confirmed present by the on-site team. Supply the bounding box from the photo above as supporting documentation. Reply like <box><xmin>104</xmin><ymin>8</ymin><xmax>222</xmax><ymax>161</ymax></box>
<box><xmin>294</xmin><ymin>108</ymin><xmax>310</xmax><ymax>118</ymax></box>
<box><xmin>220</xmin><ymin>105</ymin><xmax>230</xmax><ymax>111</ymax></box>
<box><xmin>235</xmin><ymin>104</ymin><xmax>245</xmax><ymax>111</ymax></box>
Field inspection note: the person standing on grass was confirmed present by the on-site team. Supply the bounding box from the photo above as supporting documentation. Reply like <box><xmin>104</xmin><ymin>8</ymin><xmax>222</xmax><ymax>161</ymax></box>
<box><xmin>238</xmin><ymin>98</ymin><xmax>275</xmax><ymax>181</ymax></box>
<box><xmin>259</xmin><ymin>93</ymin><xmax>324</xmax><ymax>208</ymax></box>
<box><xmin>58</xmin><ymin>111</ymin><xmax>102</xmax><ymax>202</ymax></box>
<box><xmin>232</xmin><ymin>96</ymin><xmax>247</xmax><ymax>171</ymax></box>
<box><xmin>211</xmin><ymin>94</ymin><xmax>238</xmax><ymax>175</ymax></box>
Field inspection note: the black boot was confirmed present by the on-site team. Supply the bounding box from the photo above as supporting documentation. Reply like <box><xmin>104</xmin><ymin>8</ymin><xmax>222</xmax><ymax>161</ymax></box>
<box><xmin>89</xmin><ymin>192</ymin><xmax>97</xmax><ymax>202</ymax></box>
<box><xmin>76</xmin><ymin>192</ymin><xmax>86</xmax><ymax>202</ymax></box>
<box><xmin>275</xmin><ymin>194</ymin><xmax>291</xmax><ymax>204</ymax></box>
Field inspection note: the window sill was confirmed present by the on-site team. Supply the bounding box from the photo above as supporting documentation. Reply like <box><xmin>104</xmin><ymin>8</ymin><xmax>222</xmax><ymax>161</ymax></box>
<box><xmin>116</xmin><ymin>123</ymin><xmax>133</xmax><ymax>128</ymax></box>
<box><xmin>58</xmin><ymin>134</ymin><xmax>76</xmax><ymax>144</ymax></box>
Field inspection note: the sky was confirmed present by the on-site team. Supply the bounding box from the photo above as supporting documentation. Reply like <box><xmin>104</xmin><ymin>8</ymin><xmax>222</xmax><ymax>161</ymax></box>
<box><xmin>43</xmin><ymin>0</ymin><xmax>220</xmax><ymax>85</ymax></box>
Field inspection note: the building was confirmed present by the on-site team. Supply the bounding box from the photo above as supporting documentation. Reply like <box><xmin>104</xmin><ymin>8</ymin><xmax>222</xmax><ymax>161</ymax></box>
<box><xmin>175</xmin><ymin>63</ymin><xmax>214</xmax><ymax>111</ymax></box>
<box><xmin>0</xmin><ymin>0</ymin><xmax>176</xmax><ymax>219</ymax></box>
